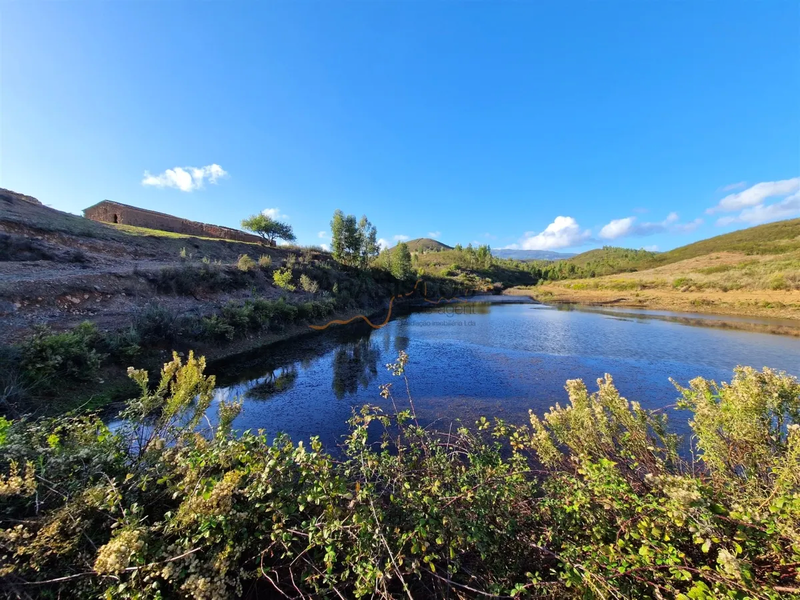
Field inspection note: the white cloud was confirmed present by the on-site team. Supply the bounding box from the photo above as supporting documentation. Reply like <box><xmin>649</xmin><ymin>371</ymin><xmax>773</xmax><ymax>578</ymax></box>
<box><xmin>515</xmin><ymin>216</ymin><xmax>591</xmax><ymax>250</ymax></box>
<box><xmin>719</xmin><ymin>181</ymin><xmax>747</xmax><ymax>193</ymax></box>
<box><xmin>320</xmin><ymin>243</ymin><xmax>330</xmax><ymax>252</ymax></box>
<box><xmin>317</xmin><ymin>230</ymin><xmax>329</xmax><ymax>239</ymax></box>
<box><xmin>393</xmin><ymin>234</ymin><xmax>409</xmax><ymax>242</ymax></box>
<box><xmin>708</xmin><ymin>177</ymin><xmax>800</xmax><ymax>214</ymax></box>
<box><xmin>377</xmin><ymin>238</ymin><xmax>390</xmax><ymax>251</ymax></box>
<box><xmin>599</xmin><ymin>217</ymin><xmax>636</xmax><ymax>240</ymax></box>
<box><xmin>643</xmin><ymin>245</ymin><xmax>659</xmax><ymax>251</ymax></box>
<box><xmin>716</xmin><ymin>191</ymin><xmax>800</xmax><ymax>226</ymax></box>
<box><xmin>142</xmin><ymin>164</ymin><xmax>227</xmax><ymax>192</ymax></box>
<box><xmin>262</xmin><ymin>208</ymin><xmax>289</xmax><ymax>220</ymax></box>
<box><xmin>598</xmin><ymin>213</ymin><xmax>702</xmax><ymax>240</ymax></box>
<box><xmin>427</xmin><ymin>231</ymin><xmax>441</xmax><ymax>238</ymax></box>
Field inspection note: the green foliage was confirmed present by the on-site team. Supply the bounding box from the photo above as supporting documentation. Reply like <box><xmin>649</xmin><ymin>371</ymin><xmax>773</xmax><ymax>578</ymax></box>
<box><xmin>241</xmin><ymin>213</ymin><xmax>296</xmax><ymax>244</ymax></box>
<box><xmin>257</xmin><ymin>254</ymin><xmax>272</xmax><ymax>268</ymax></box>
<box><xmin>299</xmin><ymin>273</ymin><xmax>319</xmax><ymax>293</ymax></box>
<box><xmin>273</xmin><ymin>266</ymin><xmax>296</xmax><ymax>291</ymax></box>
<box><xmin>131</xmin><ymin>303</ymin><xmax>180</xmax><ymax>345</ymax></box>
<box><xmin>1</xmin><ymin>356</ymin><xmax>798</xmax><ymax>598</ymax></box>
<box><xmin>19</xmin><ymin>322</ymin><xmax>102</xmax><ymax>389</ymax></box>
<box><xmin>237</xmin><ymin>253</ymin><xmax>256</xmax><ymax>272</ymax></box>
<box><xmin>330</xmin><ymin>210</ymin><xmax>380</xmax><ymax>268</ymax></box>
<box><xmin>390</xmin><ymin>241</ymin><xmax>413</xmax><ymax>280</ymax></box>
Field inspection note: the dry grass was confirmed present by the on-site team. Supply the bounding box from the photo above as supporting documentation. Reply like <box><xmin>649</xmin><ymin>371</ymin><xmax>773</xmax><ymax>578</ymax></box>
<box><xmin>507</xmin><ymin>250</ymin><xmax>800</xmax><ymax>329</ymax></box>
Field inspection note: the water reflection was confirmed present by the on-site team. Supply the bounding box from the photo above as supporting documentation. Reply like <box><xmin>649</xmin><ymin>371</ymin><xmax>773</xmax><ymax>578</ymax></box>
<box><xmin>246</xmin><ymin>366</ymin><xmax>299</xmax><ymax>400</ymax></box>
<box><xmin>206</xmin><ymin>299</ymin><xmax>800</xmax><ymax>449</ymax></box>
<box><xmin>331</xmin><ymin>339</ymin><xmax>380</xmax><ymax>399</ymax></box>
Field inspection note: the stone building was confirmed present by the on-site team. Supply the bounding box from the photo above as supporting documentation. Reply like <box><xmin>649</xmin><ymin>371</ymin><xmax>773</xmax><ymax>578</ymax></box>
<box><xmin>83</xmin><ymin>200</ymin><xmax>266</xmax><ymax>244</ymax></box>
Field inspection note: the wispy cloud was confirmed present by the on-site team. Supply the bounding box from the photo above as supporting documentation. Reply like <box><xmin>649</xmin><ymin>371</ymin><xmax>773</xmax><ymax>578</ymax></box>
<box><xmin>262</xmin><ymin>208</ymin><xmax>289</xmax><ymax>220</ymax></box>
<box><xmin>317</xmin><ymin>231</ymin><xmax>329</xmax><ymax>239</ymax></box>
<box><xmin>377</xmin><ymin>238</ymin><xmax>390</xmax><ymax>251</ymax></box>
<box><xmin>643</xmin><ymin>245</ymin><xmax>659</xmax><ymax>251</ymax></box>
<box><xmin>427</xmin><ymin>231</ymin><xmax>441</xmax><ymax>238</ymax></box>
<box><xmin>509</xmin><ymin>216</ymin><xmax>591</xmax><ymax>250</ymax></box>
<box><xmin>718</xmin><ymin>181</ymin><xmax>747</xmax><ymax>193</ymax></box>
<box><xmin>320</xmin><ymin>243</ymin><xmax>330</xmax><ymax>252</ymax></box>
<box><xmin>707</xmin><ymin>177</ymin><xmax>800</xmax><ymax>214</ymax></box>
<box><xmin>598</xmin><ymin>212</ymin><xmax>702</xmax><ymax>240</ymax></box>
<box><xmin>717</xmin><ymin>191</ymin><xmax>800</xmax><ymax>226</ymax></box>
<box><xmin>142</xmin><ymin>164</ymin><xmax>227</xmax><ymax>192</ymax></box>
<box><xmin>393</xmin><ymin>234</ymin><xmax>409</xmax><ymax>242</ymax></box>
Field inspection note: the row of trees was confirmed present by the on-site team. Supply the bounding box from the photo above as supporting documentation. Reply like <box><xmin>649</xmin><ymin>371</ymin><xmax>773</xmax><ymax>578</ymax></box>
<box><xmin>330</xmin><ymin>210</ymin><xmax>379</xmax><ymax>268</ymax></box>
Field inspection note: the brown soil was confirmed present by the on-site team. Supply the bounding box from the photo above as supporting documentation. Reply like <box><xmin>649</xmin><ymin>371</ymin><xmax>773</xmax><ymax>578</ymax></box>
<box><xmin>0</xmin><ymin>189</ymin><xmax>306</xmax><ymax>345</ymax></box>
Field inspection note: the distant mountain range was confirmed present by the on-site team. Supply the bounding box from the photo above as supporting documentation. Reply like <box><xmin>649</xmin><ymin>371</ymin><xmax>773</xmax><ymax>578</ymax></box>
<box><xmin>492</xmin><ymin>249</ymin><xmax>575</xmax><ymax>261</ymax></box>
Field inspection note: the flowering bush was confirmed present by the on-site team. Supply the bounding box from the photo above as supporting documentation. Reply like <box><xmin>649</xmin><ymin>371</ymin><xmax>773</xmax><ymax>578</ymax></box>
<box><xmin>0</xmin><ymin>353</ymin><xmax>798</xmax><ymax>598</ymax></box>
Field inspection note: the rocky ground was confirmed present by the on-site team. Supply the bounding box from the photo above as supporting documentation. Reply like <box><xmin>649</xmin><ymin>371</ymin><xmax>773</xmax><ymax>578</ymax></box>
<box><xmin>0</xmin><ymin>188</ymin><xmax>296</xmax><ymax>344</ymax></box>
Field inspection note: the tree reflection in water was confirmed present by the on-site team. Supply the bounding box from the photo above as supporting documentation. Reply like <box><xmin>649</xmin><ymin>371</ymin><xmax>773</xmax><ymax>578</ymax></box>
<box><xmin>246</xmin><ymin>366</ymin><xmax>299</xmax><ymax>400</ymax></box>
<box><xmin>331</xmin><ymin>338</ymin><xmax>380</xmax><ymax>399</ymax></box>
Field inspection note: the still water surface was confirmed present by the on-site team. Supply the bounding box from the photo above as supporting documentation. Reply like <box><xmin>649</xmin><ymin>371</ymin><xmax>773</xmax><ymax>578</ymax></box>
<box><xmin>210</xmin><ymin>298</ymin><xmax>800</xmax><ymax>447</ymax></box>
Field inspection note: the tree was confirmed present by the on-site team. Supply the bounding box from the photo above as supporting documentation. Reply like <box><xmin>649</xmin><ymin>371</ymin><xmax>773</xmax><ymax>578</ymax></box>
<box><xmin>390</xmin><ymin>242</ymin><xmax>413</xmax><ymax>280</ymax></box>
<box><xmin>330</xmin><ymin>210</ymin><xmax>346</xmax><ymax>261</ymax></box>
<box><xmin>357</xmin><ymin>216</ymin><xmax>379</xmax><ymax>268</ymax></box>
<box><xmin>330</xmin><ymin>210</ymin><xmax>380</xmax><ymax>268</ymax></box>
<box><xmin>342</xmin><ymin>215</ymin><xmax>360</xmax><ymax>265</ymax></box>
<box><xmin>241</xmin><ymin>214</ymin><xmax>296</xmax><ymax>245</ymax></box>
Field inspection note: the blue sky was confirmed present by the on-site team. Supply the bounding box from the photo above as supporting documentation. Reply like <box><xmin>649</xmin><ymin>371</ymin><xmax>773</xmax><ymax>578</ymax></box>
<box><xmin>2</xmin><ymin>1</ymin><xmax>798</xmax><ymax>252</ymax></box>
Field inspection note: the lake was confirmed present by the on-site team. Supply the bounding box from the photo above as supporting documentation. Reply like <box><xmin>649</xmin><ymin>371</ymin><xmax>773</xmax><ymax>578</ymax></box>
<box><xmin>209</xmin><ymin>297</ymin><xmax>800</xmax><ymax>448</ymax></box>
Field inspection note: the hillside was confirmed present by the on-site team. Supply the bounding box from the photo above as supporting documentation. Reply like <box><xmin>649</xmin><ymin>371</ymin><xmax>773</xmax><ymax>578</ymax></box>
<box><xmin>654</xmin><ymin>217</ymin><xmax>800</xmax><ymax>264</ymax></box>
<box><xmin>405</xmin><ymin>238</ymin><xmax>453</xmax><ymax>252</ymax></box>
<box><xmin>508</xmin><ymin>219</ymin><xmax>800</xmax><ymax>331</ymax></box>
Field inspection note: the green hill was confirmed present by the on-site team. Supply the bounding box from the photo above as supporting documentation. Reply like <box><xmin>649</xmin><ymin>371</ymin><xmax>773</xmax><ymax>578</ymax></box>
<box><xmin>653</xmin><ymin>218</ymin><xmax>800</xmax><ymax>264</ymax></box>
<box><xmin>405</xmin><ymin>238</ymin><xmax>453</xmax><ymax>252</ymax></box>
<box><xmin>552</xmin><ymin>218</ymin><xmax>800</xmax><ymax>278</ymax></box>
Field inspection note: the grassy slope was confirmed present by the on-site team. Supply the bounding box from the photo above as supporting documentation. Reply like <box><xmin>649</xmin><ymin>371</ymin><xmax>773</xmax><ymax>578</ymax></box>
<box><xmin>509</xmin><ymin>219</ymin><xmax>800</xmax><ymax>329</ymax></box>
<box><xmin>562</xmin><ymin>218</ymin><xmax>800</xmax><ymax>274</ymax></box>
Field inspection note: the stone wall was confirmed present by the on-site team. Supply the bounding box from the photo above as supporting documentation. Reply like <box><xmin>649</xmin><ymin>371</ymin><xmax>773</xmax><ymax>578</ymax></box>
<box><xmin>83</xmin><ymin>201</ymin><xmax>267</xmax><ymax>244</ymax></box>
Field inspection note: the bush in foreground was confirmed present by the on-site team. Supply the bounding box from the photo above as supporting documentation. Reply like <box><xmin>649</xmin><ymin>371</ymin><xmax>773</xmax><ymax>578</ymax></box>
<box><xmin>0</xmin><ymin>353</ymin><xmax>798</xmax><ymax>598</ymax></box>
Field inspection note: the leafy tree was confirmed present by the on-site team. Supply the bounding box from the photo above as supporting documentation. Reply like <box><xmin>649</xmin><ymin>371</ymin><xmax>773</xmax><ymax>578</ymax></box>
<box><xmin>357</xmin><ymin>216</ymin><xmax>379</xmax><ymax>268</ymax></box>
<box><xmin>391</xmin><ymin>242</ymin><xmax>413</xmax><ymax>280</ymax></box>
<box><xmin>330</xmin><ymin>210</ymin><xmax>380</xmax><ymax>268</ymax></box>
<box><xmin>342</xmin><ymin>215</ymin><xmax>360</xmax><ymax>264</ymax></box>
<box><xmin>330</xmin><ymin>210</ymin><xmax>346</xmax><ymax>261</ymax></box>
<box><xmin>241</xmin><ymin>214</ymin><xmax>296</xmax><ymax>245</ymax></box>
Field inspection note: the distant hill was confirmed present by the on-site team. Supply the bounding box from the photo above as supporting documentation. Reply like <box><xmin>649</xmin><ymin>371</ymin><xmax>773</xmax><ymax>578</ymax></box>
<box><xmin>493</xmin><ymin>249</ymin><xmax>575</xmax><ymax>261</ymax></box>
<box><xmin>405</xmin><ymin>238</ymin><xmax>453</xmax><ymax>252</ymax></box>
<box><xmin>562</xmin><ymin>247</ymin><xmax>659</xmax><ymax>275</ymax></box>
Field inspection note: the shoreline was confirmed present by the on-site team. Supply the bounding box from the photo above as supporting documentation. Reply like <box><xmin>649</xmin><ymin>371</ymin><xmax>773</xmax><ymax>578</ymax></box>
<box><xmin>504</xmin><ymin>286</ymin><xmax>800</xmax><ymax>337</ymax></box>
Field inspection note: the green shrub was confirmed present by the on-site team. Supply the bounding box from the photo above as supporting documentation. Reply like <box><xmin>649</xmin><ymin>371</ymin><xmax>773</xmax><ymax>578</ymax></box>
<box><xmin>200</xmin><ymin>314</ymin><xmax>236</xmax><ymax>341</ymax></box>
<box><xmin>299</xmin><ymin>273</ymin><xmax>319</xmax><ymax>294</ymax></box>
<box><xmin>19</xmin><ymin>322</ymin><xmax>102</xmax><ymax>388</ymax></box>
<box><xmin>273</xmin><ymin>267</ymin><xmax>296</xmax><ymax>291</ymax></box>
<box><xmin>258</xmin><ymin>254</ymin><xmax>272</xmax><ymax>269</ymax></box>
<box><xmin>132</xmin><ymin>303</ymin><xmax>179</xmax><ymax>344</ymax></box>
<box><xmin>770</xmin><ymin>274</ymin><xmax>788</xmax><ymax>290</ymax></box>
<box><xmin>1</xmin><ymin>354</ymin><xmax>798</xmax><ymax>598</ymax></box>
<box><xmin>237</xmin><ymin>253</ymin><xmax>256</xmax><ymax>272</ymax></box>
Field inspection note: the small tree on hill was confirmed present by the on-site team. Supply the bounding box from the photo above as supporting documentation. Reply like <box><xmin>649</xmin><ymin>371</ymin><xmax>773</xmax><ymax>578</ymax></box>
<box><xmin>241</xmin><ymin>214</ymin><xmax>296</xmax><ymax>245</ymax></box>
<box><xmin>391</xmin><ymin>242</ymin><xmax>413</xmax><ymax>280</ymax></box>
